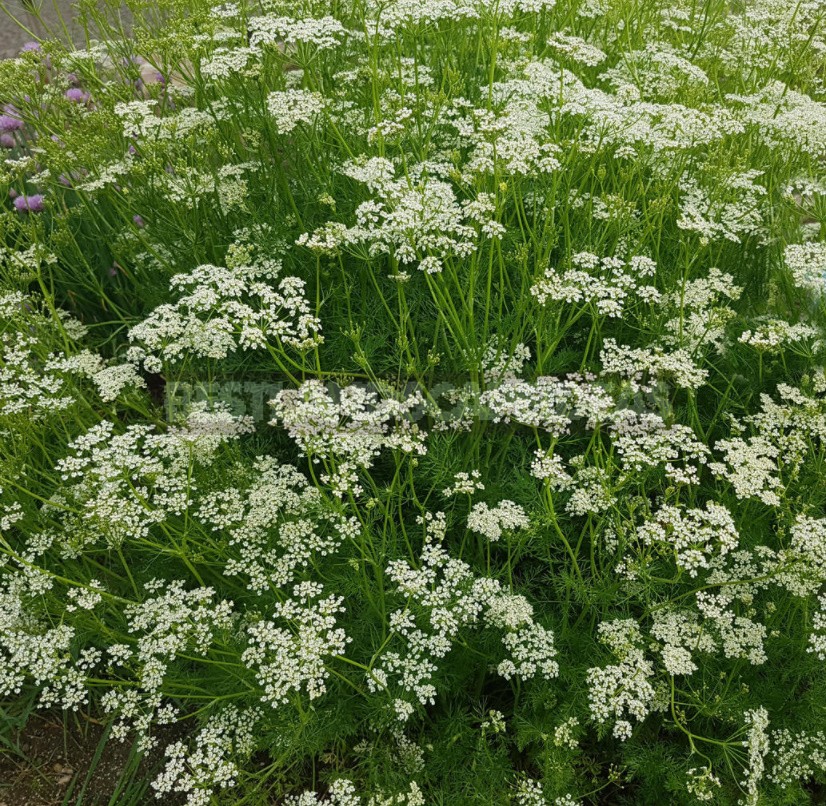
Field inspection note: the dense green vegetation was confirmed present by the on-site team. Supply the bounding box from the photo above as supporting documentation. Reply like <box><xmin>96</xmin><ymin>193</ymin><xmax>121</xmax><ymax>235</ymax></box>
<box><xmin>1</xmin><ymin>0</ymin><xmax>826</xmax><ymax>801</ymax></box>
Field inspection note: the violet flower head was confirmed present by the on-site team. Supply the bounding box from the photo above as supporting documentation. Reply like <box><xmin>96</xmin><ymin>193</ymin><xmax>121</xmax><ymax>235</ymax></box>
<box><xmin>133</xmin><ymin>214</ymin><xmax>145</xmax><ymax>228</ymax></box>
<box><xmin>0</xmin><ymin>108</ymin><xmax>23</xmax><ymax>133</ymax></box>
<box><xmin>0</xmin><ymin>134</ymin><xmax>15</xmax><ymax>149</ymax></box>
<box><xmin>14</xmin><ymin>194</ymin><xmax>45</xmax><ymax>212</ymax></box>
<box><xmin>20</xmin><ymin>42</ymin><xmax>41</xmax><ymax>53</ymax></box>
<box><xmin>65</xmin><ymin>88</ymin><xmax>90</xmax><ymax>103</ymax></box>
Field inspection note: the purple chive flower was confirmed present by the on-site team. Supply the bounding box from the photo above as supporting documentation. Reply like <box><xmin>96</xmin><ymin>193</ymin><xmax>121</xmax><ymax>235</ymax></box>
<box><xmin>132</xmin><ymin>214</ymin><xmax>145</xmax><ymax>228</ymax></box>
<box><xmin>14</xmin><ymin>194</ymin><xmax>45</xmax><ymax>212</ymax></box>
<box><xmin>58</xmin><ymin>174</ymin><xmax>72</xmax><ymax>187</ymax></box>
<box><xmin>8</xmin><ymin>188</ymin><xmax>18</xmax><ymax>199</ymax></box>
<box><xmin>0</xmin><ymin>134</ymin><xmax>15</xmax><ymax>148</ymax></box>
<box><xmin>128</xmin><ymin>144</ymin><xmax>137</xmax><ymax>155</ymax></box>
<box><xmin>0</xmin><ymin>108</ymin><xmax>23</xmax><ymax>133</ymax></box>
<box><xmin>20</xmin><ymin>42</ymin><xmax>41</xmax><ymax>53</ymax></box>
<box><xmin>64</xmin><ymin>88</ymin><xmax>89</xmax><ymax>103</ymax></box>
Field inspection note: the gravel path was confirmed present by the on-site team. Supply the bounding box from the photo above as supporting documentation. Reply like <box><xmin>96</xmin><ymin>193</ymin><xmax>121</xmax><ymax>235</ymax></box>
<box><xmin>1</xmin><ymin>0</ymin><xmax>84</xmax><ymax>58</ymax></box>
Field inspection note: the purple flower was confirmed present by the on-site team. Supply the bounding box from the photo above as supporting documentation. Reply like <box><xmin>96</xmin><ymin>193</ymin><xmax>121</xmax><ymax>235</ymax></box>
<box><xmin>20</xmin><ymin>42</ymin><xmax>41</xmax><ymax>53</ymax></box>
<box><xmin>13</xmin><ymin>194</ymin><xmax>45</xmax><ymax>212</ymax></box>
<box><xmin>64</xmin><ymin>88</ymin><xmax>89</xmax><ymax>103</ymax></box>
<box><xmin>132</xmin><ymin>214</ymin><xmax>145</xmax><ymax>228</ymax></box>
<box><xmin>8</xmin><ymin>188</ymin><xmax>17</xmax><ymax>199</ymax></box>
<box><xmin>0</xmin><ymin>134</ymin><xmax>15</xmax><ymax>149</ymax></box>
<box><xmin>0</xmin><ymin>113</ymin><xmax>22</xmax><ymax>133</ymax></box>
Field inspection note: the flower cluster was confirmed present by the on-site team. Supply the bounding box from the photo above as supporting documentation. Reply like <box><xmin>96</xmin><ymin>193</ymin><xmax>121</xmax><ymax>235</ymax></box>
<box><xmin>609</xmin><ymin>410</ymin><xmax>709</xmax><ymax>485</ymax></box>
<box><xmin>44</xmin><ymin>404</ymin><xmax>253</xmax><ymax>555</ymax></box>
<box><xmin>0</xmin><ymin>293</ymin><xmax>148</xmax><ymax>420</ymax></box>
<box><xmin>198</xmin><ymin>457</ymin><xmax>354</xmax><ymax>592</ymax></box>
<box><xmin>586</xmin><ymin>619</ymin><xmax>662</xmax><ymax>740</ymax></box>
<box><xmin>481</xmin><ymin>374</ymin><xmax>614</xmax><ymax>435</ymax></box>
<box><xmin>270</xmin><ymin>381</ymin><xmax>426</xmax><ymax>496</ymax></box>
<box><xmin>466</xmin><ymin>500</ymin><xmax>529</xmax><ymax>542</ymax></box>
<box><xmin>376</xmin><ymin>512</ymin><xmax>558</xmax><ymax>716</ymax></box>
<box><xmin>531</xmin><ymin>252</ymin><xmax>659</xmax><ymax>318</ymax></box>
<box><xmin>152</xmin><ymin>706</ymin><xmax>260</xmax><ymax>806</ymax></box>
<box><xmin>267</xmin><ymin>89</ymin><xmax>325</xmax><ymax>134</ymax></box>
<box><xmin>128</xmin><ymin>258</ymin><xmax>322</xmax><ymax>371</ymax></box>
<box><xmin>298</xmin><ymin>159</ymin><xmax>485</xmax><ymax>274</ymax></box>
<box><xmin>243</xmin><ymin>582</ymin><xmax>350</xmax><ymax>707</ymax></box>
<box><xmin>710</xmin><ymin>383</ymin><xmax>826</xmax><ymax>507</ymax></box>
<box><xmin>442</xmin><ymin>469</ymin><xmax>484</xmax><ymax>497</ymax></box>
<box><xmin>784</xmin><ymin>241</ymin><xmax>826</xmax><ymax>296</ymax></box>
<box><xmin>636</xmin><ymin>501</ymin><xmax>739</xmax><ymax>577</ymax></box>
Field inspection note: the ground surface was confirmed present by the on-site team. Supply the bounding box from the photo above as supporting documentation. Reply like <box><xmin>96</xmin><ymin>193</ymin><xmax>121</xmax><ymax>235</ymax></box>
<box><xmin>0</xmin><ymin>711</ymin><xmax>181</xmax><ymax>805</ymax></box>
<box><xmin>1</xmin><ymin>0</ymin><xmax>82</xmax><ymax>58</ymax></box>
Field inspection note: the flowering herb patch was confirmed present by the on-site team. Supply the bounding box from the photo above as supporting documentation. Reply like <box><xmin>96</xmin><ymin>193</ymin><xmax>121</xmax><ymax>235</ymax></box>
<box><xmin>0</xmin><ymin>0</ymin><xmax>825</xmax><ymax>802</ymax></box>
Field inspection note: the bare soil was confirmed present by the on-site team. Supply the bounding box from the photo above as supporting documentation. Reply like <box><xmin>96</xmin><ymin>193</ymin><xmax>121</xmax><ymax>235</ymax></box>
<box><xmin>0</xmin><ymin>712</ymin><xmax>181</xmax><ymax>806</ymax></box>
